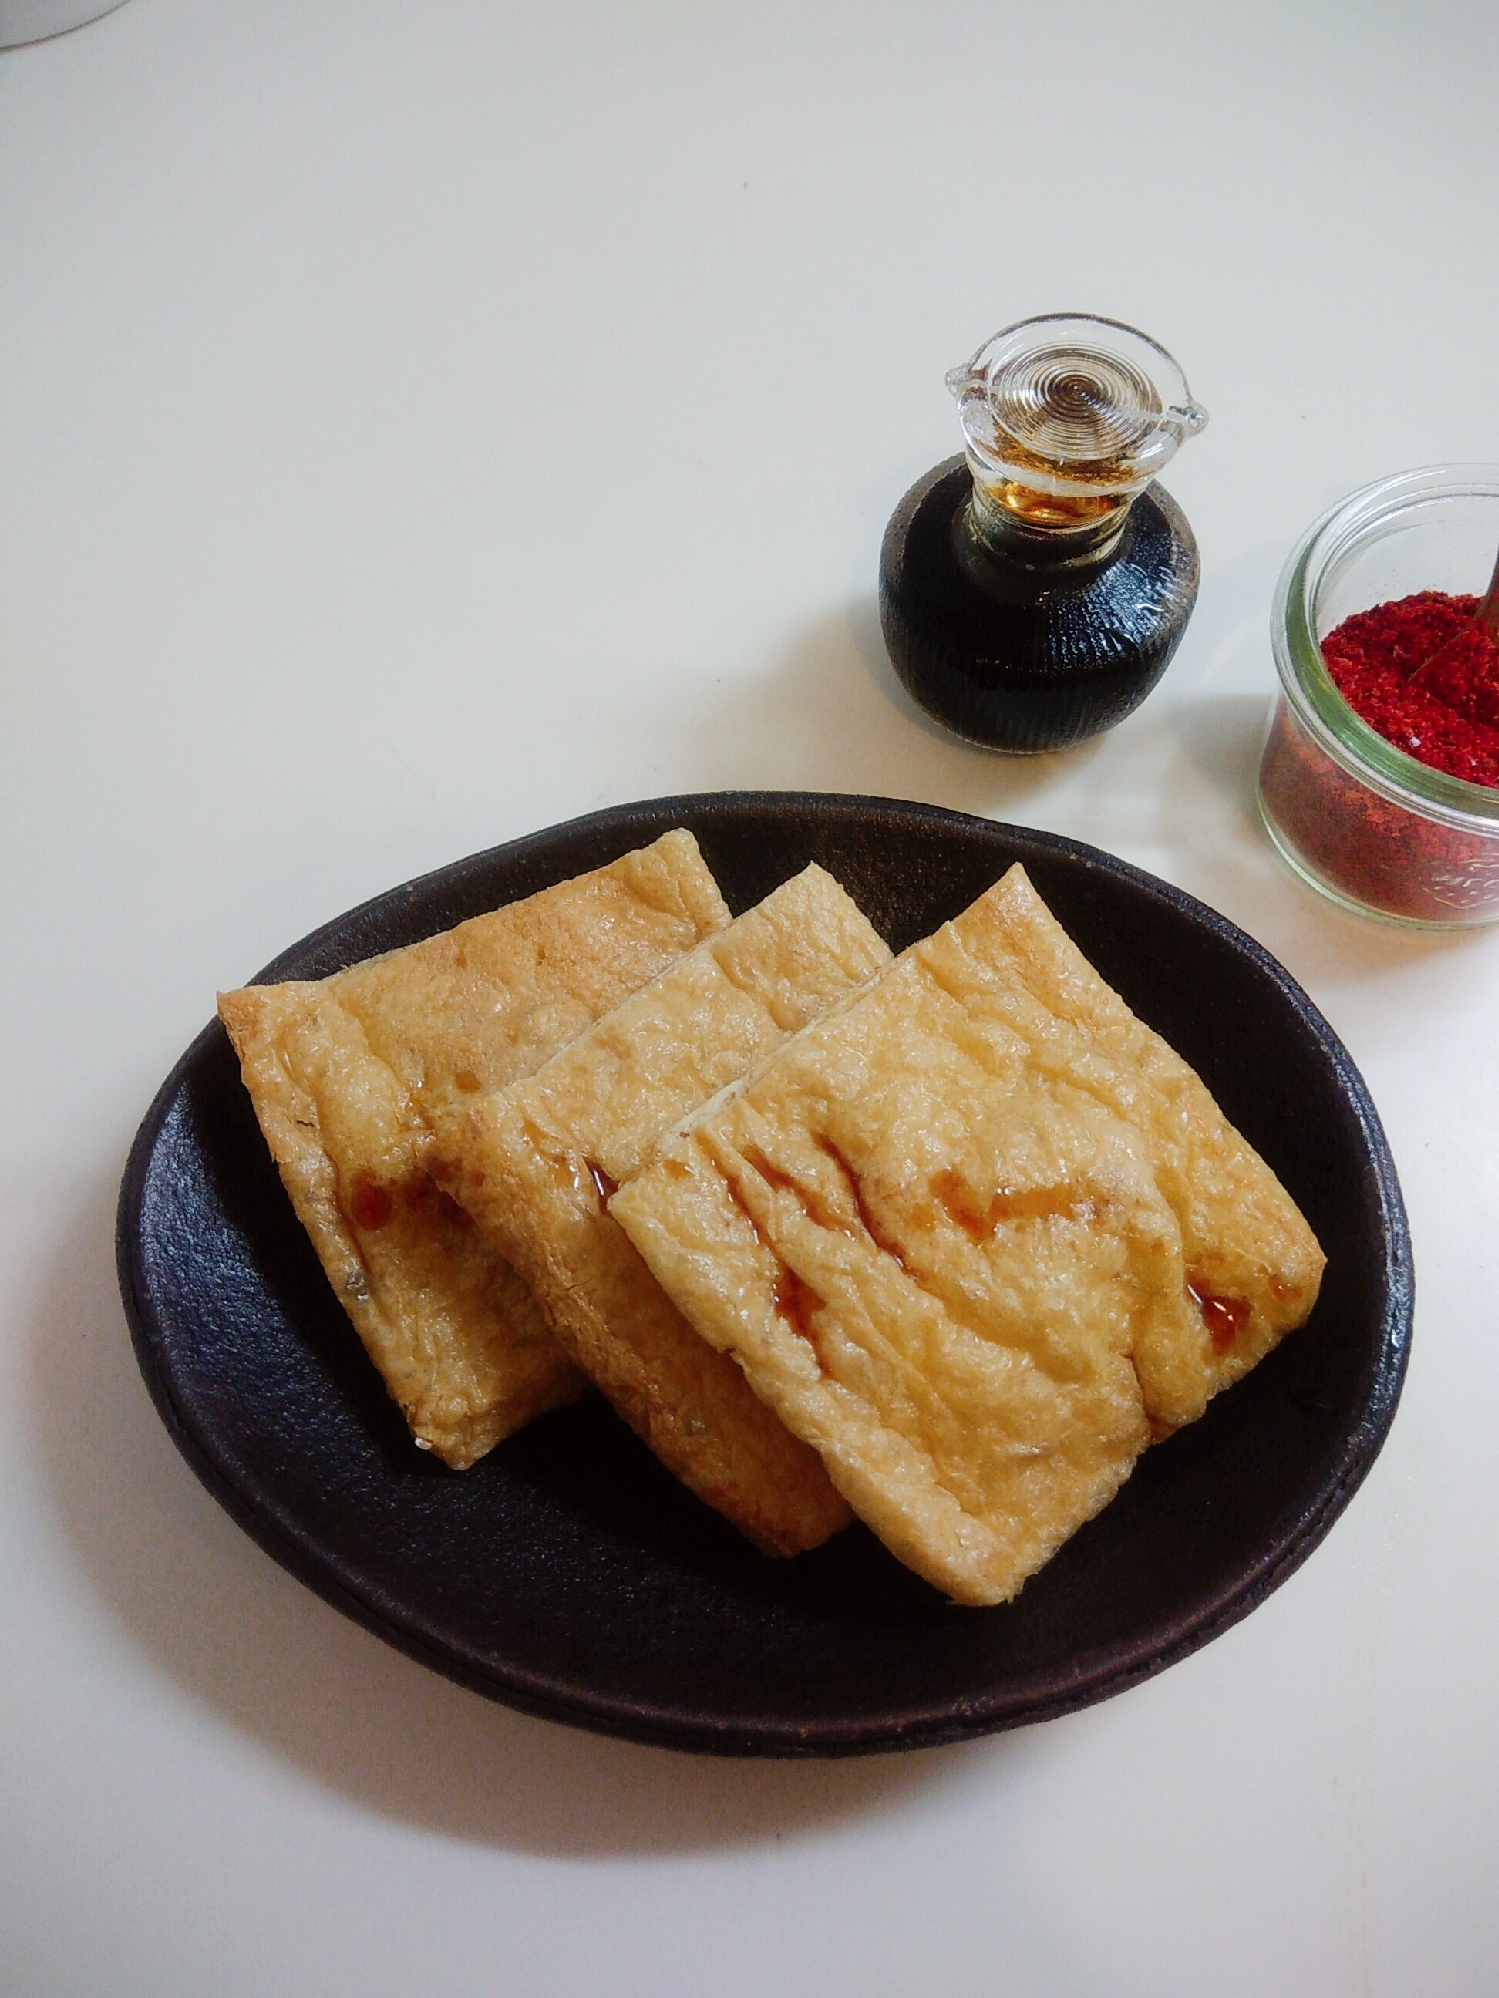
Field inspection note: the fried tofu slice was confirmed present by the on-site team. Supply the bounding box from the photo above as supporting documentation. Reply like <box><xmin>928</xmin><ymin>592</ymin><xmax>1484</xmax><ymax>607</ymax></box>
<box><xmin>611</xmin><ymin>864</ymin><xmax>1324</xmax><ymax>1605</ymax></box>
<box><xmin>217</xmin><ymin>830</ymin><xmax>731</xmax><ymax>1468</ymax></box>
<box><xmin>939</xmin><ymin>865</ymin><xmax>1326</xmax><ymax>1429</ymax></box>
<box><xmin>611</xmin><ymin>944</ymin><xmax>1181</xmax><ymax>1603</ymax></box>
<box><xmin>432</xmin><ymin>864</ymin><xmax>891</xmax><ymax>1555</ymax></box>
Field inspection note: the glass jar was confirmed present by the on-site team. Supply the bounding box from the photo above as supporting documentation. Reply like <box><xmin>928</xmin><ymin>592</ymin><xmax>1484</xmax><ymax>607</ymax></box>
<box><xmin>1258</xmin><ymin>466</ymin><xmax>1499</xmax><ymax>926</ymax></box>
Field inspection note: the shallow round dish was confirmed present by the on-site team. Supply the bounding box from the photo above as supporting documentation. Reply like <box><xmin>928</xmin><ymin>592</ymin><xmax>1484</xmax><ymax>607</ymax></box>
<box><xmin>1259</xmin><ymin>464</ymin><xmax>1499</xmax><ymax>926</ymax></box>
<box><xmin>118</xmin><ymin>794</ymin><xmax>1411</xmax><ymax>1756</ymax></box>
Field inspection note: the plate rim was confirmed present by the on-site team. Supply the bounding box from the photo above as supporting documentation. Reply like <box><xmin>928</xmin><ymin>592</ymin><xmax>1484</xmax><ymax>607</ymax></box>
<box><xmin>117</xmin><ymin>791</ymin><xmax>1414</xmax><ymax>1756</ymax></box>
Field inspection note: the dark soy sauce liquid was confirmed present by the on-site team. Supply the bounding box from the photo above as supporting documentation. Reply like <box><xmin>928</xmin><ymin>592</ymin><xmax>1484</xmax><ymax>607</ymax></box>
<box><xmin>879</xmin><ymin>457</ymin><xmax>1199</xmax><ymax>754</ymax></box>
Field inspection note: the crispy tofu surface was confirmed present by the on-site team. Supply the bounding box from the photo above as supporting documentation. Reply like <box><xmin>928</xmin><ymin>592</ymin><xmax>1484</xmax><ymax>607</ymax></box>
<box><xmin>432</xmin><ymin>864</ymin><xmax>891</xmax><ymax>1554</ymax></box>
<box><xmin>612</xmin><ymin>864</ymin><xmax>1325</xmax><ymax>1604</ymax></box>
<box><xmin>218</xmin><ymin>830</ymin><xmax>731</xmax><ymax>1467</ymax></box>
<box><xmin>943</xmin><ymin>866</ymin><xmax>1326</xmax><ymax>1428</ymax></box>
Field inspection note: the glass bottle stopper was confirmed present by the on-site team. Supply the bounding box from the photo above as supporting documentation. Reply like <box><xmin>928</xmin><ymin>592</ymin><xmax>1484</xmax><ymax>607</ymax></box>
<box><xmin>946</xmin><ymin>313</ymin><xmax>1207</xmax><ymax>540</ymax></box>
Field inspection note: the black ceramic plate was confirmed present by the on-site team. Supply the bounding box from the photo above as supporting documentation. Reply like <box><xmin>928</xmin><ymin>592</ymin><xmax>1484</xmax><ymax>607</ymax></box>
<box><xmin>118</xmin><ymin>794</ymin><xmax>1411</xmax><ymax>1757</ymax></box>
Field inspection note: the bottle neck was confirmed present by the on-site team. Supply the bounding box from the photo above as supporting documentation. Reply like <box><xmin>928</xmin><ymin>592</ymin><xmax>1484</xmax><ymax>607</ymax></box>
<box><xmin>958</xmin><ymin>477</ymin><xmax>1136</xmax><ymax>590</ymax></box>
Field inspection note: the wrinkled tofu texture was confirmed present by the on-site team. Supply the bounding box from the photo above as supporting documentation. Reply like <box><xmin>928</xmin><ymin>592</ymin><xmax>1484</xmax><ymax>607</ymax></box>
<box><xmin>943</xmin><ymin>866</ymin><xmax>1325</xmax><ymax>1426</ymax></box>
<box><xmin>217</xmin><ymin>830</ymin><xmax>732</xmax><ymax>1467</ymax></box>
<box><xmin>612</xmin><ymin>864</ymin><xmax>1325</xmax><ymax>1606</ymax></box>
<box><xmin>331</xmin><ymin>828</ymin><xmax>734</xmax><ymax>1125</ymax></box>
<box><xmin>432</xmin><ymin>864</ymin><xmax>892</xmax><ymax>1555</ymax></box>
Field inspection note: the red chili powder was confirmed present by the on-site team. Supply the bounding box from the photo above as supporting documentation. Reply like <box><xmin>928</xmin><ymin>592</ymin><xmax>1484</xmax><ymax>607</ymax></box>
<box><xmin>1321</xmin><ymin>591</ymin><xmax>1499</xmax><ymax>785</ymax></box>
<box><xmin>1259</xmin><ymin>591</ymin><xmax>1499</xmax><ymax>921</ymax></box>
<box><xmin>1260</xmin><ymin>705</ymin><xmax>1499</xmax><ymax>920</ymax></box>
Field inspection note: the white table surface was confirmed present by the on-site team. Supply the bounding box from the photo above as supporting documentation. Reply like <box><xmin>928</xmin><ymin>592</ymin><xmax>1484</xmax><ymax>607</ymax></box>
<box><xmin>4</xmin><ymin>5</ymin><xmax>1497</xmax><ymax>1993</ymax></box>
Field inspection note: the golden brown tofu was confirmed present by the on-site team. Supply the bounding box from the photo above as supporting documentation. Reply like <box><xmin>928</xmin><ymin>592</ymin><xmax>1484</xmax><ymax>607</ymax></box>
<box><xmin>612</xmin><ymin>864</ymin><xmax>1324</xmax><ymax>1605</ymax></box>
<box><xmin>217</xmin><ymin>830</ymin><xmax>731</xmax><ymax>1467</ymax></box>
<box><xmin>431</xmin><ymin>864</ymin><xmax>892</xmax><ymax>1555</ymax></box>
<box><xmin>938</xmin><ymin>865</ymin><xmax>1326</xmax><ymax>1428</ymax></box>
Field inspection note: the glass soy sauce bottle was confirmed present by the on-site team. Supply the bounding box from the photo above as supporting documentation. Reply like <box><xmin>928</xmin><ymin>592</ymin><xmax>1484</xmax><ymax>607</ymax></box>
<box><xmin>880</xmin><ymin>314</ymin><xmax>1208</xmax><ymax>753</ymax></box>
